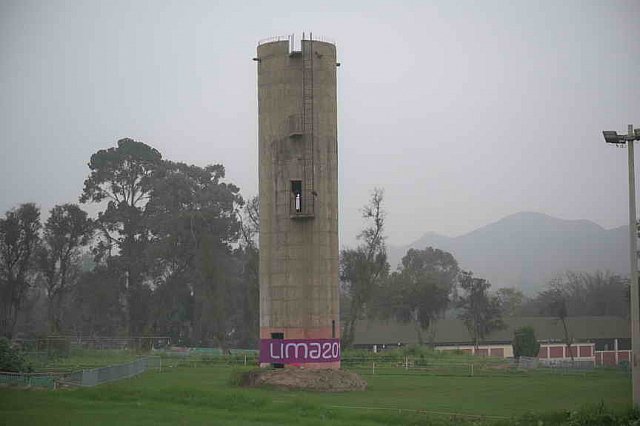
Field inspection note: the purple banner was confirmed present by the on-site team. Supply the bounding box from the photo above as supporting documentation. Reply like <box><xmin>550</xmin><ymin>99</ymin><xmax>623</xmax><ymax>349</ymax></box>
<box><xmin>259</xmin><ymin>338</ymin><xmax>341</xmax><ymax>364</ymax></box>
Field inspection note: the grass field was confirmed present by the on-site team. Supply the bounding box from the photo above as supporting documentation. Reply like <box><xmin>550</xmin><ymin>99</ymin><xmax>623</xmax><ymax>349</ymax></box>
<box><xmin>0</xmin><ymin>360</ymin><xmax>632</xmax><ymax>425</ymax></box>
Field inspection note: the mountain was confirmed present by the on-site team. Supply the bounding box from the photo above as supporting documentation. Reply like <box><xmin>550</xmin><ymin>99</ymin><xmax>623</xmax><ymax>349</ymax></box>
<box><xmin>387</xmin><ymin>212</ymin><xmax>629</xmax><ymax>293</ymax></box>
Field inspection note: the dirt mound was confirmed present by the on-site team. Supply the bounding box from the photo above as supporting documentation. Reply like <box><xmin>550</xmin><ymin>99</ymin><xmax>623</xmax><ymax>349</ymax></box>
<box><xmin>236</xmin><ymin>368</ymin><xmax>367</xmax><ymax>392</ymax></box>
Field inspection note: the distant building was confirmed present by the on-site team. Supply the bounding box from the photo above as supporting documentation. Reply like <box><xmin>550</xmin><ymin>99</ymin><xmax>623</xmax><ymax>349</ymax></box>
<box><xmin>353</xmin><ymin>316</ymin><xmax>630</xmax><ymax>366</ymax></box>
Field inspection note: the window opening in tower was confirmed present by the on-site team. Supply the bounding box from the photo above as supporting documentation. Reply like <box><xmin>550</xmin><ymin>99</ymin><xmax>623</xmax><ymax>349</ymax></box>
<box><xmin>291</xmin><ymin>180</ymin><xmax>303</xmax><ymax>213</ymax></box>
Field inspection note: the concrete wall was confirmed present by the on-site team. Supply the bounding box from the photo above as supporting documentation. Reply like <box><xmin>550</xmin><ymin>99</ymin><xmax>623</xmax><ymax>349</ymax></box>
<box><xmin>437</xmin><ymin>343</ymin><xmax>599</xmax><ymax>363</ymax></box>
<box><xmin>256</xmin><ymin>39</ymin><xmax>339</xmax><ymax>368</ymax></box>
<box><xmin>537</xmin><ymin>343</ymin><xmax>595</xmax><ymax>360</ymax></box>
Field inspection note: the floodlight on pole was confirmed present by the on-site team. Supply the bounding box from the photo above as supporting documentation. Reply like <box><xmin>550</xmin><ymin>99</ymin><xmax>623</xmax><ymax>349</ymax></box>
<box><xmin>603</xmin><ymin>131</ymin><xmax>623</xmax><ymax>144</ymax></box>
<box><xmin>603</xmin><ymin>124</ymin><xmax>640</xmax><ymax>407</ymax></box>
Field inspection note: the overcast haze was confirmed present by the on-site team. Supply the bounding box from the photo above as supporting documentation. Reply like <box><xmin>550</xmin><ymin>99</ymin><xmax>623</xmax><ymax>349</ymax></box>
<box><xmin>1</xmin><ymin>0</ymin><xmax>639</xmax><ymax>247</ymax></box>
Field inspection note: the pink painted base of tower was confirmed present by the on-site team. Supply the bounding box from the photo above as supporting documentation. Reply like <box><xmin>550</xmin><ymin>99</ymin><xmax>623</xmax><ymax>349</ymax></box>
<box><xmin>260</xmin><ymin>326</ymin><xmax>341</xmax><ymax>369</ymax></box>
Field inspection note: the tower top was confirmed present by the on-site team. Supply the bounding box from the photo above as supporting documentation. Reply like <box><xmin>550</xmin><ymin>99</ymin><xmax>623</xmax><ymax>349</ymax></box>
<box><xmin>257</xmin><ymin>33</ymin><xmax>335</xmax><ymax>50</ymax></box>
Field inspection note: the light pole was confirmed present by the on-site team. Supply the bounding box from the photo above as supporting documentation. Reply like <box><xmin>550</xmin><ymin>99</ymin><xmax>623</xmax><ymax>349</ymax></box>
<box><xmin>603</xmin><ymin>124</ymin><xmax>640</xmax><ymax>406</ymax></box>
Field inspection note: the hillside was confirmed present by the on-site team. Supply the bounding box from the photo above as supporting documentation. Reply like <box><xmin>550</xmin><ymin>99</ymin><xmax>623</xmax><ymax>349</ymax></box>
<box><xmin>388</xmin><ymin>212</ymin><xmax>629</xmax><ymax>293</ymax></box>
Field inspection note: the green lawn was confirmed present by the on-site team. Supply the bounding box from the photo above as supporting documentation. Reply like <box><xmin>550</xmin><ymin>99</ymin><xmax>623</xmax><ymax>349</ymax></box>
<box><xmin>0</xmin><ymin>364</ymin><xmax>631</xmax><ymax>425</ymax></box>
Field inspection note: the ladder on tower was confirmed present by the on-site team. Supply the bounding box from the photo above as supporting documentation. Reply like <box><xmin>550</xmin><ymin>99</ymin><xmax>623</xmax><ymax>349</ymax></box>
<box><xmin>302</xmin><ymin>36</ymin><xmax>314</xmax><ymax>206</ymax></box>
<box><xmin>290</xmin><ymin>35</ymin><xmax>316</xmax><ymax>220</ymax></box>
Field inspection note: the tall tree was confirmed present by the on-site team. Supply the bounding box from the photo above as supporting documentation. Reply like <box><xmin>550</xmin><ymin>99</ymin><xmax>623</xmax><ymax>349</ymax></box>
<box><xmin>146</xmin><ymin>161</ymin><xmax>243</xmax><ymax>349</ymax></box>
<box><xmin>80</xmin><ymin>138</ymin><xmax>162</xmax><ymax>335</ymax></box>
<box><xmin>0</xmin><ymin>204</ymin><xmax>40</xmax><ymax>338</ymax></box>
<box><xmin>379</xmin><ymin>247</ymin><xmax>458</xmax><ymax>345</ymax></box>
<box><xmin>340</xmin><ymin>188</ymin><xmax>389</xmax><ymax>348</ymax></box>
<box><xmin>537</xmin><ymin>283</ymin><xmax>574</xmax><ymax>362</ymax></box>
<box><xmin>36</xmin><ymin>204</ymin><xmax>93</xmax><ymax>333</ymax></box>
<box><xmin>457</xmin><ymin>272</ymin><xmax>504</xmax><ymax>350</ymax></box>
<box><xmin>239</xmin><ymin>195</ymin><xmax>259</xmax><ymax>248</ymax></box>
<box><xmin>235</xmin><ymin>195</ymin><xmax>259</xmax><ymax>347</ymax></box>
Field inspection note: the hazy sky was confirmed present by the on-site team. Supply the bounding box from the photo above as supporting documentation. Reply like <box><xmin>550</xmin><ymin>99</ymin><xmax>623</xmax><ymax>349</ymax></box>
<box><xmin>1</xmin><ymin>0</ymin><xmax>639</xmax><ymax>247</ymax></box>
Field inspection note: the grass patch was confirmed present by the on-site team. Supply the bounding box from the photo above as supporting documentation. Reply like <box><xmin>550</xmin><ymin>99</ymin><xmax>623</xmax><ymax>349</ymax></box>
<box><xmin>0</xmin><ymin>360</ymin><xmax>632</xmax><ymax>425</ymax></box>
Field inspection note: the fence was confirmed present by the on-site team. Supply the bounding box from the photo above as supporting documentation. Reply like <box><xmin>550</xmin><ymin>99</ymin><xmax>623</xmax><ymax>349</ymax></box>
<box><xmin>341</xmin><ymin>354</ymin><xmax>610</xmax><ymax>377</ymax></box>
<box><xmin>71</xmin><ymin>337</ymin><xmax>171</xmax><ymax>351</ymax></box>
<box><xmin>154</xmin><ymin>352</ymin><xmax>502</xmax><ymax>377</ymax></box>
<box><xmin>0</xmin><ymin>372</ymin><xmax>59</xmax><ymax>389</ymax></box>
<box><xmin>538</xmin><ymin>359</ymin><xmax>595</xmax><ymax>370</ymax></box>
<box><xmin>158</xmin><ymin>350</ymin><xmax>606</xmax><ymax>376</ymax></box>
<box><xmin>157</xmin><ymin>351</ymin><xmax>259</xmax><ymax>369</ymax></box>
<box><xmin>14</xmin><ymin>336</ymin><xmax>171</xmax><ymax>353</ymax></box>
<box><xmin>596</xmin><ymin>350</ymin><xmax>631</xmax><ymax>367</ymax></box>
<box><xmin>342</xmin><ymin>356</ymin><xmax>515</xmax><ymax>377</ymax></box>
<box><xmin>61</xmin><ymin>356</ymin><xmax>161</xmax><ymax>387</ymax></box>
<box><xmin>513</xmin><ymin>356</ymin><xmax>538</xmax><ymax>369</ymax></box>
<box><xmin>3</xmin><ymin>351</ymin><xmax>621</xmax><ymax>390</ymax></box>
<box><xmin>0</xmin><ymin>356</ymin><xmax>161</xmax><ymax>389</ymax></box>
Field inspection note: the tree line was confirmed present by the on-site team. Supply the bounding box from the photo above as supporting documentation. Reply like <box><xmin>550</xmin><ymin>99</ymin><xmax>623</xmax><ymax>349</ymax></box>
<box><xmin>0</xmin><ymin>141</ymin><xmax>630</xmax><ymax>350</ymax></box>
<box><xmin>340</xmin><ymin>189</ymin><xmax>631</xmax><ymax>349</ymax></box>
<box><xmin>0</xmin><ymin>138</ymin><xmax>258</xmax><ymax>350</ymax></box>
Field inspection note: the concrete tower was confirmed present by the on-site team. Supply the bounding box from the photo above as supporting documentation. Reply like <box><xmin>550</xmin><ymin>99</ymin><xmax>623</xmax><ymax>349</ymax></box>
<box><xmin>256</xmin><ymin>35</ymin><xmax>340</xmax><ymax>369</ymax></box>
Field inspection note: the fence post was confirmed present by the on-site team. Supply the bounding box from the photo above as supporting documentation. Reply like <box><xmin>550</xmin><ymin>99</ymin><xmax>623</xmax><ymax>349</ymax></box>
<box><xmin>470</xmin><ymin>364</ymin><xmax>474</xmax><ymax>377</ymax></box>
<box><xmin>405</xmin><ymin>356</ymin><xmax>408</xmax><ymax>370</ymax></box>
<box><xmin>244</xmin><ymin>354</ymin><xmax>247</xmax><ymax>366</ymax></box>
<box><xmin>372</xmin><ymin>361</ymin><xmax>375</xmax><ymax>375</ymax></box>
<box><xmin>159</xmin><ymin>357</ymin><xmax>162</xmax><ymax>373</ymax></box>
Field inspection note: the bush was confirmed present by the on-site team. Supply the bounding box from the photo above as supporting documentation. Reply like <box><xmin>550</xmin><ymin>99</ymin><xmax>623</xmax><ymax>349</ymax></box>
<box><xmin>512</xmin><ymin>326</ymin><xmax>540</xmax><ymax>358</ymax></box>
<box><xmin>500</xmin><ymin>403</ymin><xmax>640</xmax><ymax>426</ymax></box>
<box><xmin>0</xmin><ymin>337</ymin><xmax>32</xmax><ymax>372</ymax></box>
<box><xmin>565</xmin><ymin>403</ymin><xmax>640</xmax><ymax>426</ymax></box>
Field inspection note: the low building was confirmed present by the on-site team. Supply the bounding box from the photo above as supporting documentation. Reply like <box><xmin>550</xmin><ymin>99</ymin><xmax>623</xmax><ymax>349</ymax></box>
<box><xmin>353</xmin><ymin>316</ymin><xmax>630</xmax><ymax>366</ymax></box>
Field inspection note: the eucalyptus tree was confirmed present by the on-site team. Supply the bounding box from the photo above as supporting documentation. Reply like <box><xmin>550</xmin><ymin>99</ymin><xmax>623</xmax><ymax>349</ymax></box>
<box><xmin>80</xmin><ymin>138</ymin><xmax>163</xmax><ymax>335</ymax></box>
<box><xmin>340</xmin><ymin>188</ymin><xmax>389</xmax><ymax>348</ymax></box>
<box><xmin>36</xmin><ymin>204</ymin><xmax>92</xmax><ymax>333</ymax></box>
<box><xmin>537</xmin><ymin>282</ymin><xmax>573</xmax><ymax>361</ymax></box>
<box><xmin>235</xmin><ymin>195</ymin><xmax>259</xmax><ymax>347</ymax></box>
<box><xmin>146</xmin><ymin>161</ymin><xmax>244</xmax><ymax>348</ymax></box>
<box><xmin>380</xmin><ymin>247</ymin><xmax>459</xmax><ymax>345</ymax></box>
<box><xmin>457</xmin><ymin>272</ymin><xmax>504</xmax><ymax>350</ymax></box>
<box><xmin>0</xmin><ymin>203</ymin><xmax>41</xmax><ymax>338</ymax></box>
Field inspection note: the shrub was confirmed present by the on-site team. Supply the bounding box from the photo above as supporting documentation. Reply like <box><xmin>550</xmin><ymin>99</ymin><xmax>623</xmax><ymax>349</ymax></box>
<box><xmin>512</xmin><ymin>326</ymin><xmax>540</xmax><ymax>358</ymax></box>
<box><xmin>500</xmin><ymin>403</ymin><xmax>640</xmax><ymax>426</ymax></box>
<box><xmin>565</xmin><ymin>403</ymin><xmax>640</xmax><ymax>426</ymax></box>
<box><xmin>0</xmin><ymin>337</ymin><xmax>33</xmax><ymax>372</ymax></box>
